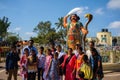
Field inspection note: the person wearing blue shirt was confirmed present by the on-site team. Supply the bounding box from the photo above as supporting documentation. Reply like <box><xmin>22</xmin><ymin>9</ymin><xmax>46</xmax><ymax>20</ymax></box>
<box><xmin>6</xmin><ymin>46</ymin><xmax>20</xmax><ymax>80</ymax></box>
<box><xmin>21</xmin><ymin>40</ymin><xmax>38</xmax><ymax>56</ymax></box>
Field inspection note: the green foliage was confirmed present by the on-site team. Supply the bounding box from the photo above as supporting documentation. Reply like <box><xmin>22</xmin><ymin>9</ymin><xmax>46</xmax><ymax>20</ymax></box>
<box><xmin>33</xmin><ymin>21</ymin><xmax>61</xmax><ymax>44</ymax></box>
<box><xmin>55</xmin><ymin>17</ymin><xmax>64</xmax><ymax>29</ymax></box>
<box><xmin>32</xmin><ymin>17</ymin><xmax>67</xmax><ymax>45</ymax></box>
<box><xmin>6</xmin><ymin>36</ymin><xmax>19</xmax><ymax>45</ymax></box>
<box><xmin>55</xmin><ymin>17</ymin><xmax>67</xmax><ymax>42</ymax></box>
<box><xmin>0</xmin><ymin>16</ymin><xmax>11</xmax><ymax>38</ymax></box>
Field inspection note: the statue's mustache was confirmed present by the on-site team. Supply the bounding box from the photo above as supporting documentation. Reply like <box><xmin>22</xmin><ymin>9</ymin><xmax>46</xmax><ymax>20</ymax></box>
<box><xmin>71</xmin><ymin>18</ymin><xmax>77</xmax><ymax>20</ymax></box>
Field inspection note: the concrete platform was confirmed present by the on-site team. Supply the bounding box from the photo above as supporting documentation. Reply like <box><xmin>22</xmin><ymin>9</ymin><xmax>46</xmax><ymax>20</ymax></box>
<box><xmin>103</xmin><ymin>63</ymin><xmax>120</xmax><ymax>71</ymax></box>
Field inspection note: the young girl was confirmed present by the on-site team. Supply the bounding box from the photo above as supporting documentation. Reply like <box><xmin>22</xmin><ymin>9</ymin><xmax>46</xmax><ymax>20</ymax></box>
<box><xmin>48</xmin><ymin>52</ymin><xmax>60</xmax><ymax>80</ymax></box>
<box><xmin>27</xmin><ymin>49</ymin><xmax>38</xmax><ymax>80</ymax></box>
<box><xmin>37</xmin><ymin>46</ymin><xmax>46</xmax><ymax>80</ymax></box>
<box><xmin>43</xmin><ymin>48</ymin><xmax>52</xmax><ymax>80</ymax></box>
<box><xmin>79</xmin><ymin>55</ymin><xmax>93</xmax><ymax>80</ymax></box>
<box><xmin>20</xmin><ymin>48</ymin><xmax>29</xmax><ymax>80</ymax></box>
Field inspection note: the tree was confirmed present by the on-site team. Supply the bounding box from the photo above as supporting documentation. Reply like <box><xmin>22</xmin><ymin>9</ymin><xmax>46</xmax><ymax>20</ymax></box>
<box><xmin>55</xmin><ymin>17</ymin><xmax>67</xmax><ymax>44</ymax></box>
<box><xmin>55</xmin><ymin>17</ymin><xmax>64</xmax><ymax>30</ymax></box>
<box><xmin>33</xmin><ymin>21</ymin><xmax>60</xmax><ymax>44</ymax></box>
<box><xmin>6</xmin><ymin>36</ymin><xmax>19</xmax><ymax>45</ymax></box>
<box><xmin>0</xmin><ymin>16</ymin><xmax>11</xmax><ymax>40</ymax></box>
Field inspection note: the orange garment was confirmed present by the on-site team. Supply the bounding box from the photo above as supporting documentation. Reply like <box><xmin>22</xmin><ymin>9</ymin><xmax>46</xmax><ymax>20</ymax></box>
<box><xmin>75</xmin><ymin>54</ymin><xmax>84</xmax><ymax>79</ymax></box>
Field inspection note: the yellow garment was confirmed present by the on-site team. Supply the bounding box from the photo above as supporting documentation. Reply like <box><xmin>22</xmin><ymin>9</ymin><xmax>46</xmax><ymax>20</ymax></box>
<box><xmin>27</xmin><ymin>56</ymin><xmax>37</xmax><ymax>72</ymax></box>
<box><xmin>79</xmin><ymin>63</ymin><xmax>93</xmax><ymax>79</ymax></box>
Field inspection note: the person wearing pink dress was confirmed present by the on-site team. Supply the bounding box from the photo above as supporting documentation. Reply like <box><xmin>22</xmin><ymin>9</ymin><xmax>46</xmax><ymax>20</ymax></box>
<box><xmin>43</xmin><ymin>48</ymin><xmax>52</xmax><ymax>80</ymax></box>
<box><xmin>19</xmin><ymin>48</ymin><xmax>29</xmax><ymax>80</ymax></box>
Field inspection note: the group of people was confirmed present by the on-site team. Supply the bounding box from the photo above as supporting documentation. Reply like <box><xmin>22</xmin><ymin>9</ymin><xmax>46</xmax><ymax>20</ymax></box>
<box><xmin>5</xmin><ymin>14</ymin><xmax>103</xmax><ymax>80</ymax></box>
<box><xmin>5</xmin><ymin>39</ymin><xmax>104</xmax><ymax>80</ymax></box>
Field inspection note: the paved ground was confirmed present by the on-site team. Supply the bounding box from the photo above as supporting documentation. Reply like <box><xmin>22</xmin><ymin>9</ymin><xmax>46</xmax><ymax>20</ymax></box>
<box><xmin>103</xmin><ymin>71</ymin><xmax>120</xmax><ymax>80</ymax></box>
<box><xmin>0</xmin><ymin>62</ymin><xmax>120</xmax><ymax>80</ymax></box>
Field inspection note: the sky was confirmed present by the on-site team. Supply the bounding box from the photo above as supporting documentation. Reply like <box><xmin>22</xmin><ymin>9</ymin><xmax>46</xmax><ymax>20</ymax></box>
<box><xmin>0</xmin><ymin>0</ymin><xmax>120</xmax><ymax>40</ymax></box>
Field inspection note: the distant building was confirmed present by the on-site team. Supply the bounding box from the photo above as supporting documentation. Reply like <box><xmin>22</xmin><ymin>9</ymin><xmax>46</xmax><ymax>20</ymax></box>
<box><xmin>97</xmin><ymin>29</ymin><xmax>112</xmax><ymax>46</ymax></box>
<box><xmin>87</xmin><ymin>29</ymin><xmax>120</xmax><ymax>46</ymax></box>
<box><xmin>87</xmin><ymin>37</ymin><xmax>96</xmax><ymax>41</ymax></box>
<box><xmin>112</xmin><ymin>36</ymin><xmax>120</xmax><ymax>46</ymax></box>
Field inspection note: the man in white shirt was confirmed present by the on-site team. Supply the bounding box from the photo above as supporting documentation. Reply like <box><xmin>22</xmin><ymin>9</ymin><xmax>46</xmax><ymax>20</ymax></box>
<box><xmin>86</xmin><ymin>41</ymin><xmax>100</xmax><ymax>60</ymax></box>
<box><xmin>73</xmin><ymin>43</ymin><xmax>82</xmax><ymax>57</ymax></box>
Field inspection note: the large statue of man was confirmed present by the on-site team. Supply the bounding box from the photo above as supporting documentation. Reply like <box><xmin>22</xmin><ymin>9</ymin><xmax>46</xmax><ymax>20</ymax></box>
<box><xmin>63</xmin><ymin>14</ymin><xmax>88</xmax><ymax>50</ymax></box>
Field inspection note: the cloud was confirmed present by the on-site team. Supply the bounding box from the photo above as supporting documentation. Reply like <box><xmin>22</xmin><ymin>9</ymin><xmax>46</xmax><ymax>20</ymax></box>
<box><xmin>22</xmin><ymin>32</ymin><xmax>37</xmax><ymax>40</ymax></box>
<box><xmin>14</xmin><ymin>27</ymin><xmax>21</xmax><ymax>31</ymax></box>
<box><xmin>108</xmin><ymin>21</ymin><xmax>120</xmax><ymax>29</ymax></box>
<box><xmin>7</xmin><ymin>27</ymin><xmax>21</xmax><ymax>32</ymax></box>
<box><xmin>77</xmin><ymin>6</ymin><xmax>89</xmax><ymax>15</ymax></box>
<box><xmin>95</xmin><ymin>8</ymin><xmax>104</xmax><ymax>15</ymax></box>
<box><xmin>25</xmin><ymin>32</ymin><xmax>35</xmax><ymax>36</ymax></box>
<box><xmin>107</xmin><ymin>0</ymin><xmax>120</xmax><ymax>9</ymax></box>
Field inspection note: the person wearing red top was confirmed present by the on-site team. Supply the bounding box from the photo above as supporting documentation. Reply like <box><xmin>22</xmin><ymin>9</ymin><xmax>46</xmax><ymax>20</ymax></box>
<box><xmin>19</xmin><ymin>48</ymin><xmax>29</xmax><ymax>80</ymax></box>
<box><xmin>61</xmin><ymin>48</ymin><xmax>76</xmax><ymax>80</ymax></box>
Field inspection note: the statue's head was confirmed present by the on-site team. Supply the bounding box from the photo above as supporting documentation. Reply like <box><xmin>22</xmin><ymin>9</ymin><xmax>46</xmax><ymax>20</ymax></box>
<box><xmin>70</xmin><ymin>14</ymin><xmax>80</xmax><ymax>21</ymax></box>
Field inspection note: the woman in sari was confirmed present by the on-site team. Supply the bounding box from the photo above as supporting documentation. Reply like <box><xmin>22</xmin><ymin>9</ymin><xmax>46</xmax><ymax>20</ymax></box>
<box><xmin>61</xmin><ymin>48</ymin><xmax>76</xmax><ymax>80</ymax></box>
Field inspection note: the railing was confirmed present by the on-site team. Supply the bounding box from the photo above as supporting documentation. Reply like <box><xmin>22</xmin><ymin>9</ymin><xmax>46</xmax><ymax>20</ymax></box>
<box><xmin>98</xmin><ymin>46</ymin><xmax>120</xmax><ymax>63</ymax></box>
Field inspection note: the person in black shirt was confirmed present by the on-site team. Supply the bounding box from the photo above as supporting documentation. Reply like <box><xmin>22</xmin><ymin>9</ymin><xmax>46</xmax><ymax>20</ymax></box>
<box><xmin>6</xmin><ymin>46</ymin><xmax>20</xmax><ymax>80</ymax></box>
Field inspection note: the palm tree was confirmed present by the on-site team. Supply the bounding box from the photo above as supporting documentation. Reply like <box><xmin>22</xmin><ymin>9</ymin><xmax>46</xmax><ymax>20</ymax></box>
<box><xmin>0</xmin><ymin>16</ymin><xmax>11</xmax><ymax>40</ymax></box>
<box><xmin>55</xmin><ymin>17</ymin><xmax>64</xmax><ymax>30</ymax></box>
<box><xmin>55</xmin><ymin>17</ymin><xmax>67</xmax><ymax>44</ymax></box>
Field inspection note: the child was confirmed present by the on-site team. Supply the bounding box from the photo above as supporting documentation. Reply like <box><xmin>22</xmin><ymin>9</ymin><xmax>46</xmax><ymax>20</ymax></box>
<box><xmin>43</xmin><ymin>48</ymin><xmax>52</xmax><ymax>80</ymax></box>
<box><xmin>79</xmin><ymin>55</ymin><xmax>93</xmax><ymax>80</ymax></box>
<box><xmin>48</xmin><ymin>52</ymin><xmax>60</xmax><ymax>80</ymax></box>
<box><xmin>37</xmin><ymin>46</ymin><xmax>46</xmax><ymax>80</ymax></box>
<box><xmin>27</xmin><ymin>49</ymin><xmax>38</xmax><ymax>80</ymax></box>
<box><xmin>19</xmin><ymin>48</ymin><xmax>29</xmax><ymax>80</ymax></box>
<box><xmin>78</xmin><ymin>71</ymin><xmax>85</xmax><ymax>80</ymax></box>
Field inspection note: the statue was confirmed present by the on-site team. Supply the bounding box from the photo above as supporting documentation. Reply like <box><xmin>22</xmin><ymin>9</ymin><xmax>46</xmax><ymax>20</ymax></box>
<box><xmin>83</xmin><ymin>14</ymin><xmax>93</xmax><ymax>51</ymax></box>
<box><xmin>63</xmin><ymin>8</ymin><xmax>93</xmax><ymax>50</ymax></box>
